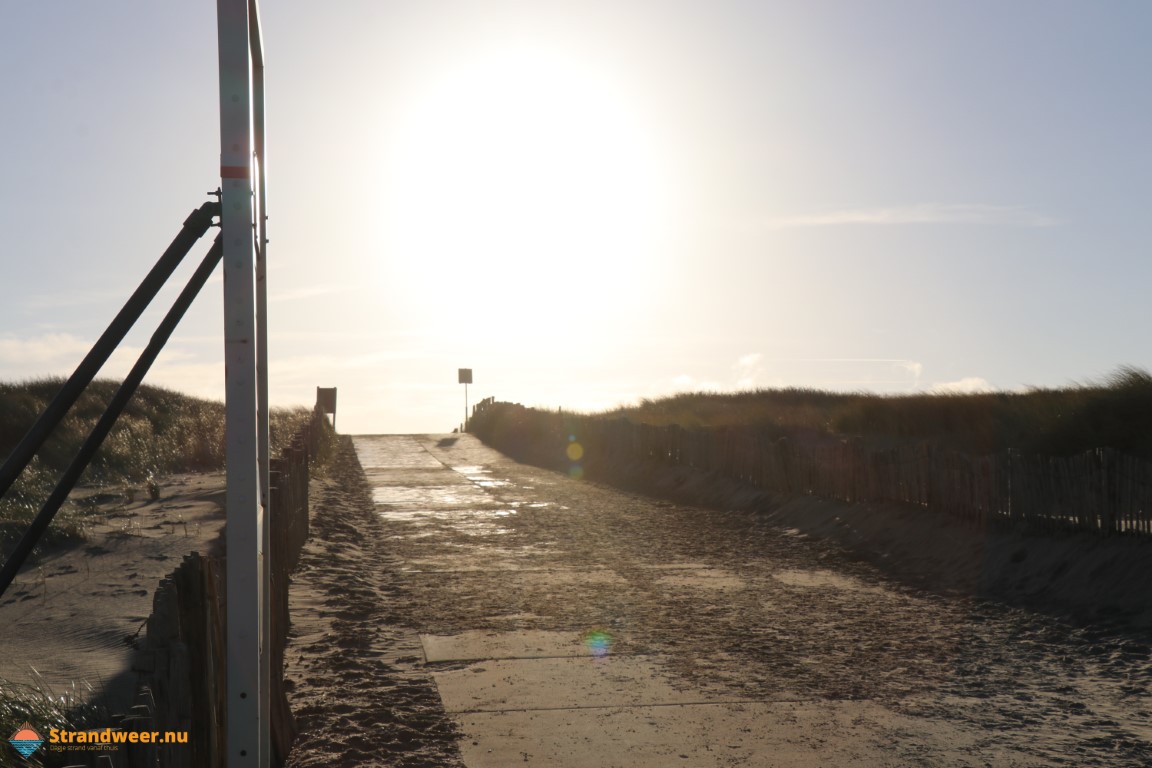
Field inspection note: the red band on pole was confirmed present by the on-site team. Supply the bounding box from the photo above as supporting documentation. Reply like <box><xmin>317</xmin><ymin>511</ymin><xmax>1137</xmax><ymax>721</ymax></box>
<box><xmin>221</xmin><ymin>165</ymin><xmax>250</xmax><ymax>179</ymax></box>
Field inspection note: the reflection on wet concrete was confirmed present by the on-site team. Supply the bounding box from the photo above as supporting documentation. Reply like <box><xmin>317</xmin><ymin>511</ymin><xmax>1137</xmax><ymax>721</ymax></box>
<box><xmin>353</xmin><ymin>435</ymin><xmax>556</xmax><ymax>563</ymax></box>
<box><xmin>371</xmin><ymin>485</ymin><xmax>494</xmax><ymax>507</ymax></box>
<box><xmin>375</xmin><ymin>507</ymin><xmax>516</xmax><ymax>536</ymax></box>
<box><xmin>451</xmin><ymin>464</ymin><xmax>513</xmax><ymax>488</ymax></box>
<box><xmin>355</xmin><ymin>435</ymin><xmax>443</xmax><ymax>470</ymax></box>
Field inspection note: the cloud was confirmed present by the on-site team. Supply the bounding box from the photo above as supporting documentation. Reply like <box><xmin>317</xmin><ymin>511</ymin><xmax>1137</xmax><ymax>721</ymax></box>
<box><xmin>755</xmin><ymin>357</ymin><xmax>924</xmax><ymax>385</ymax></box>
<box><xmin>756</xmin><ymin>204</ymin><xmax>1057</xmax><ymax>230</ymax></box>
<box><xmin>668</xmin><ymin>356</ymin><xmax>925</xmax><ymax>396</ymax></box>
<box><xmin>736</xmin><ymin>353</ymin><xmax>763</xmax><ymax>367</ymax></box>
<box><xmin>138</xmin><ymin>360</ymin><xmax>225</xmax><ymax>401</ymax></box>
<box><xmin>0</xmin><ymin>333</ymin><xmax>227</xmax><ymax>404</ymax></box>
<box><xmin>669</xmin><ymin>374</ymin><xmax>724</xmax><ymax>392</ymax></box>
<box><xmin>893</xmin><ymin>360</ymin><xmax>923</xmax><ymax>386</ymax></box>
<box><xmin>930</xmin><ymin>376</ymin><xmax>994</xmax><ymax>394</ymax></box>
<box><xmin>16</xmin><ymin>290</ymin><xmax>126</xmax><ymax>312</ymax></box>
<box><xmin>733</xmin><ymin>352</ymin><xmax>764</xmax><ymax>389</ymax></box>
<box><xmin>0</xmin><ymin>333</ymin><xmax>92</xmax><ymax>368</ymax></box>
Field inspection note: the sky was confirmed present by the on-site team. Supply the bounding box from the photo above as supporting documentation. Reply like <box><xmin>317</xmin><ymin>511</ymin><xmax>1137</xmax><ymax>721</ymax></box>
<box><xmin>0</xmin><ymin>1</ymin><xmax>1149</xmax><ymax>434</ymax></box>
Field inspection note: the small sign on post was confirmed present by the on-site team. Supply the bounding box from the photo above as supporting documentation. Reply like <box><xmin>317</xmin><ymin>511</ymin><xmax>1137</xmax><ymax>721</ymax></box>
<box><xmin>458</xmin><ymin>369</ymin><xmax>472</xmax><ymax>431</ymax></box>
<box><xmin>316</xmin><ymin>387</ymin><xmax>337</xmax><ymax>431</ymax></box>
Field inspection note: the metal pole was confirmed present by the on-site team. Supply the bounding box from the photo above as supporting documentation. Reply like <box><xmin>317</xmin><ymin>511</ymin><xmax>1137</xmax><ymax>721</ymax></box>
<box><xmin>464</xmin><ymin>382</ymin><xmax>469</xmax><ymax>432</ymax></box>
<box><xmin>218</xmin><ymin>0</ymin><xmax>264</xmax><ymax>764</ymax></box>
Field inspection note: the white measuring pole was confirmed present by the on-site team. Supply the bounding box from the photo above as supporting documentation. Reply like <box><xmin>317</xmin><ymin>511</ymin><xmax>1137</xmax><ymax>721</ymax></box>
<box><xmin>218</xmin><ymin>0</ymin><xmax>268</xmax><ymax>765</ymax></box>
<box><xmin>252</xmin><ymin>8</ymin><xmax>272</xmax><ymax>765</ymax></box>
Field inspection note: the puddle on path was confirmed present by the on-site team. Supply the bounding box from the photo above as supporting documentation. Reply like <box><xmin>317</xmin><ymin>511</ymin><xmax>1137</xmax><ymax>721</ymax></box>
<box><xmin>356</xmin><ymin>436</ymin><xmax>565</xmax><ymax>545</ymax></box>
<box><xmin>473</xmin><ymin>479</ymin><xmax>512</xmax><ymax>488</ymax></box>
<box><xmin>378</xmin><ymin>507</ymin><xmax>517</xmax><ymax>536</ymax></box>
<box><xmin>371</xmin><ymin>485</ymin><xmax>494</xmax><ymax>506</ymax></box>
<box><xmin>451</xmin><ymin>465</ymin><xmax>515</xmax><ymax>489</ymax></box>
<box><xmin>354</xmin><ymin>436</ymin><xmax>443</xmax><ymax>470</ymax></box>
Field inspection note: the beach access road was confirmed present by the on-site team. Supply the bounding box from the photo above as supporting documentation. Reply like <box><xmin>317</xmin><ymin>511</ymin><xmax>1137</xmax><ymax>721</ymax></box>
<box><xmin>283</xmin><ymin>434</ymin><xmax>1152</xmax><ymax>768</ymax></box>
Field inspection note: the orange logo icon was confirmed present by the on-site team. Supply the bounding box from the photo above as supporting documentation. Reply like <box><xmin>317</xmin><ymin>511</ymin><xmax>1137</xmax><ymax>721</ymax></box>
<box><xmin>9</xmin><ymin>723</ymin><xmax>45</xmax><ymax>759</ymax></box>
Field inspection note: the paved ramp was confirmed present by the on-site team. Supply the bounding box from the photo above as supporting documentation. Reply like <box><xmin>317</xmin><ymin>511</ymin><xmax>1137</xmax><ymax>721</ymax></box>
<box><xmin>352</xmin><ymin>434</ymin><xmax>991</xmax><ymax>767</ymax></box>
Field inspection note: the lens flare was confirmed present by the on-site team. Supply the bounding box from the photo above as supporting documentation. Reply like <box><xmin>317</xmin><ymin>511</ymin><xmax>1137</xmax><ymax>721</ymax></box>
<box><xmin>566</xmin><ymin>441</ymin><xmax>584</xmax><ymax>461</ymax></box>
<box><xmin>581</xmin><ymin>628</ymin><xmax>613</xmax><ymax>657</ymax></box>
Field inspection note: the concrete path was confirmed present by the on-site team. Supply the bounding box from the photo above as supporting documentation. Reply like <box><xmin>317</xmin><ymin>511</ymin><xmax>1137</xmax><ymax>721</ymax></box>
<box><xmin>351</xmin><ymin>434</ymin><xmax>996</xmax><ymax>767</ymax></box>
<box><xmin>284</xmin><ymin>434</ymin><xmax>1149</xmax><ymax>766</ymax></box>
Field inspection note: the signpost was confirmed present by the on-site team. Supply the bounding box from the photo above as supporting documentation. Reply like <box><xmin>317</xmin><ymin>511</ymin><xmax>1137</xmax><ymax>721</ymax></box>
<box><xmin>458</xmin><ymin>368</ymin><xmax>472</xmax><ymax>431</ymax></box>
<box><xmin>316</xmin><ymin>387</ymin><xmax>337</xmax><ymax>431</ymax></box>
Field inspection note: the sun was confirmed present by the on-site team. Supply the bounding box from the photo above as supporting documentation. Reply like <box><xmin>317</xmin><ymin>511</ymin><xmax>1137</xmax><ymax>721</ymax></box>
<box><xmin>377</xmin><ymin>44</ymin><xmax>671</xmax><ymax>339</ymax></box>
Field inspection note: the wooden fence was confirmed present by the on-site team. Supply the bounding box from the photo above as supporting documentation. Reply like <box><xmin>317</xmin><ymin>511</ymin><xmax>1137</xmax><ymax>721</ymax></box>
<box><xmin>469</xmin><ymin>400</ymin><xmax>1152</xmax><ymax>536</ymax></box>
<box><xmin>130</xmin><ymin>551</ymin><xmax>226</xmax><ymax>767</ymax></box>
<box><xmin>129</xmin><ymin>403</ymin><xmax>333</xmax><ymax>767</ymax></box>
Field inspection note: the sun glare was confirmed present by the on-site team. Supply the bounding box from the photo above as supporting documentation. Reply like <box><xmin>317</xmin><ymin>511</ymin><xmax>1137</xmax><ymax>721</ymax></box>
<box><xmin>379</xmin><ymin>45</ymin><xmax>670</xmax><ymax>339</ymax></box>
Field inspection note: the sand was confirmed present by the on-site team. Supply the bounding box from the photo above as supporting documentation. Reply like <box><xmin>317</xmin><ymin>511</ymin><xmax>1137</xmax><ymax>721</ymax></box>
<box><xmin>0</xmin><ymin>472</ymin><xmax>226</xmax><ymax>714</ymax></box>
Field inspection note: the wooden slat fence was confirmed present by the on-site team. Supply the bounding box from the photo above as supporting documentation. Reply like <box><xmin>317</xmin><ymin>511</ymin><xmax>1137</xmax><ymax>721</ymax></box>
<box><xmin>129</xmin><ymin>403</ymin><xmax>333</xmax><ymax>767</ymax></box>
<box><xmin>470</xmin><ymin>400</ymin><xmax>1152</xmax><ymax>536</ymax></box>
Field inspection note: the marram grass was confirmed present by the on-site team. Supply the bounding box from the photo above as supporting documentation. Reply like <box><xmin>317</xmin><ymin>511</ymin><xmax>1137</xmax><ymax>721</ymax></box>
<box><xmin>0</xmin><ymin>670</ymin><xmax>106</xmax><ymax>767</ymax></box>
<box><xmin>597</xmin><ymin>366</ymin><xmax>1152</xmax><ymax>458</ymax></box>
<box><xmin>0</xmin><ymin>378</ymin><xmax>312</xmax><ymax>548</ymax></box>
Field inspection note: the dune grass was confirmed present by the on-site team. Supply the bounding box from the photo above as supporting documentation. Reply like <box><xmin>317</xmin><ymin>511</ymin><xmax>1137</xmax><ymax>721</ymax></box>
<box><xmin>597</xmin><ymin>366</ymin><xmax>1152</xmax><ymax>458</ymax></box>
<box><xmin>0</xmin><ymin>671</ymin><xmax>107</xmax><ymax>767</ymax></box>
<box><xmin>0</xmin><ymin>380</ymin><xmax>317</xmax><ymax>761</ymax></box>
<box><xmin>0</xmin><ymin>378</ymin><xmax>312</xmax><ymax>549</ymax></box>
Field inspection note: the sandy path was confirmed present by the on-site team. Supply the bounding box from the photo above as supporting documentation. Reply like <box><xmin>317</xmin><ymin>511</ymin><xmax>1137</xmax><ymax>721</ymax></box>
<box><xmin>284</xmin><ymin>435</ymin><xmax>1152</xmax><ymax>767</ymax></box>
<box><xmin>283</xmin><ymin>437</ymin><xmax>464</xmax><ymax>768</ymax></box>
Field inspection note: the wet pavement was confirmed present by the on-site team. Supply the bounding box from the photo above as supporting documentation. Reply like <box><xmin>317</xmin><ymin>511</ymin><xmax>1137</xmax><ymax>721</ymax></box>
<box><xmin>343</xmin><ymin>434</ymin><xmax>1152</xmax><ymax>767</ymax></box>
<box><xmin>354</xmin><ymin>434</ymin><xmax>908</xmax><ymax>767</ymax></box>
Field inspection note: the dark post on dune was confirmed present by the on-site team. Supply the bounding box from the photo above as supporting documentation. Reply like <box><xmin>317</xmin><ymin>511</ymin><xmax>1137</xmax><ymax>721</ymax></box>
<box><xmin>316</xmin><ymin>387</ymin><xmax>337</xmax><ymax>432</ymax></box>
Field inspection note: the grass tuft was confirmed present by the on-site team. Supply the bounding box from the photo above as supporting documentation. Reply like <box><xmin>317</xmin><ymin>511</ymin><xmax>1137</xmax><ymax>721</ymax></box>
<box><xmin>0</xmin><ymin>670</ymin><xmax>107</xmax><ymax>767</ymax></box>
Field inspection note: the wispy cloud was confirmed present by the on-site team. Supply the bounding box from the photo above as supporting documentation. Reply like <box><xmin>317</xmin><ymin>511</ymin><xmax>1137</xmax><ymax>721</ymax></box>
<box><xmin>733</xmin><ymin>352</ymin><xmax>764</xmax><ymax>389</ymax></box>
<box><xmin>0</xmin><ymin>333</ymin><xmax>92</xmax><ymax>368</ymax></box>
<box><xmin>930</xmin><ymin>376</ymin><xmax>994</xmax><ymax>394</ymax></box>
<box><xmin>670</xmin><ymin>374</ymin><xmax>724</xmax><ymax>392</ymax></box>
<box><xmin>17</xmin><ymin>290</ymin><xmax>126</xmax><ymax>312</ymax></box>
<box><xmin>756</xmin><ymin>204</ymin><xmax>1057</xmax><ymax>230</ymax></box>
<box><xmin>761</xmin><ymin>357</ymin><xmax>923</xmax><ymax>378</ymax></box>
<box><xmin>894</xmin><ymin>360</ymin><xmax>923</xmax><ymax>386</ymax></box>
<box><xmin>668</xmin><ymin>356</ymin><xmax>926</xmax><ymax>396</ymax></box>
